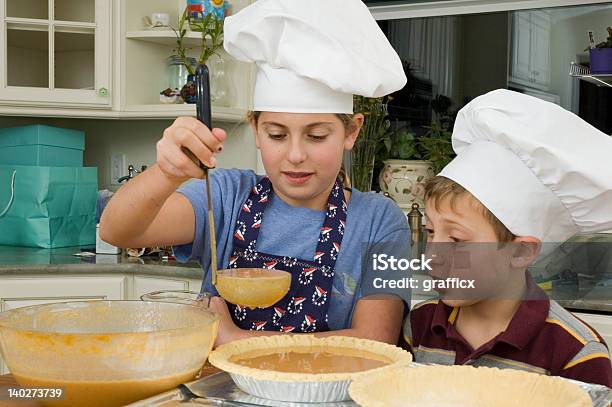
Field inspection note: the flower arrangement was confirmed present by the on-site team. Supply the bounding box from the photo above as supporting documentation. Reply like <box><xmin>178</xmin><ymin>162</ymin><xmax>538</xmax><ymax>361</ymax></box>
<box><xmin>172</xmin><ymin>8</ymin><xmax>225</xmax><ymax>75</ymax></box>
<box><xmin>351</xmin><ymin>96</ymin><xmax>393</xmax><ymax>191</ymax></box>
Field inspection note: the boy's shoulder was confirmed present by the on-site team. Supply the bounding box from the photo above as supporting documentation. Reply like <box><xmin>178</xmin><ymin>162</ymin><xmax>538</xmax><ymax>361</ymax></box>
<box><xmin>545</xmin><ymin>300</ymin><xmax>603</xmax><ymax>343</ymax></box>
<box><xmin>543</xmin><ymin>300</ymin><xmax>607</xmax><ymax>358</ymax></box>
<box><xmin>539</xmin><ymin>300</ymin><xmax>611</xmax><ymax>385</ymax></box>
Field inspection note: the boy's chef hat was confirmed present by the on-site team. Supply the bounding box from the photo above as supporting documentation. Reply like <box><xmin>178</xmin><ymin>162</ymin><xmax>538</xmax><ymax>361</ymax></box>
<box><xmin>223</xmin><ymin>0</ymin><xmax>406</xmax><ymax>113</ymax></box>
<box><xmin>439</xmin><ymin>89</ymin><xmax>612</xmax><ymax>243</ymax></box>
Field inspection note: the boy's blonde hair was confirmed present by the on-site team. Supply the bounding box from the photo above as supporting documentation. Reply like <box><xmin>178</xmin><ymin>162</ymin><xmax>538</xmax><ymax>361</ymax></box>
<box><xmin>424</xmin><ymin>176</ymin><xmax>515</xmax><ymax>242</ymax></box>
<box><xmin>247</xmin><ymin>111</ymin><xmax>358</xmax><ymax>187</ymax></box>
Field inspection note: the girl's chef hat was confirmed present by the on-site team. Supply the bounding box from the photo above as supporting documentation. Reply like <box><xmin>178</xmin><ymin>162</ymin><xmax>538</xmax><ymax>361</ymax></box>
<box><xmin>223</xmin><ymin>0</ymin><xmax>406</xmax><ymax>113</ymax></box>
<box><xmin>440</xmin><ymin>89</ymin><xmax>612</xmax><ymax>243</ymax></box>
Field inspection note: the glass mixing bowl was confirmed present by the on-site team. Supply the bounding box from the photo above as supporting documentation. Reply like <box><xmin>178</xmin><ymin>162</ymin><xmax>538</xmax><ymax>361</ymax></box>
<box><xmin>0</xmin><ymin>300</ymin><xmax>219</xmax><ymax>407</ymax></box>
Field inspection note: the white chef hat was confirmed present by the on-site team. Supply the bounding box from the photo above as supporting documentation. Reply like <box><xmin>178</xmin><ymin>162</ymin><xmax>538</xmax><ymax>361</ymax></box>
<box><xmin>439</xmin><ymin>89</ymin><xmax>612</xmax><ymax>243</ymax></box>
<box><xmin>223</xmin><ymin>0</ymin><xmax>406</xmax><ymax>113</ymax></box>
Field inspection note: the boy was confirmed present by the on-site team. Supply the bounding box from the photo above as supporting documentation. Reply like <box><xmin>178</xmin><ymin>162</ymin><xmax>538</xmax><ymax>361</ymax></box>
<box><xmin>403</xmin><ymin>89</ymin><xmax>612</xmax><ymax>387</ymax></box>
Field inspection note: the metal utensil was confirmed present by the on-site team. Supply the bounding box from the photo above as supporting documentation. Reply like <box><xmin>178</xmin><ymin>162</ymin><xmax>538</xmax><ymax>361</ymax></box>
<box><xmin>195</xmin><ymin>63</ymin><xmax>218</xmax><ymax>286</ymax></box>
<box><xmin>178</xmin><ymin>383</ymin><xmax>261</xmax><ymax>406</ymax></box>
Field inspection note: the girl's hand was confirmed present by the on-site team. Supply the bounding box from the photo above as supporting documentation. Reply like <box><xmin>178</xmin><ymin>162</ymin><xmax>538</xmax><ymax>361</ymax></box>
<box><xmin>209</xmin><ymin>296</ymin><xmax>242</xmax><ymax>347</ymax></box>
<box><xmin>156</xmin><ymin>116</ymin><xmax>227</xmax><ymax>182</ymax></box>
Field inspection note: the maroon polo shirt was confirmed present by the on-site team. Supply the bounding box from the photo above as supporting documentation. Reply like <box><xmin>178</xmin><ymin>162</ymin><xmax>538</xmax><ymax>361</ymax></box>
<box><xmin>403</xmin><ymin>279</ymin><xmax>612</xmax><ymax>387</ymax></box>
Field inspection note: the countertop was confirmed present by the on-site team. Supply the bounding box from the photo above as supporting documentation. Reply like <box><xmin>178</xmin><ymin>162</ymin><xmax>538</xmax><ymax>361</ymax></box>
<box><xmin>0</xmin><ymin>364</ymin><xmax>221</xmax><ymax>406</ymax></box>
<box><xmin>1</xmin><ymin>236</ymin><xmax>611</xmax><ymax>314</ymax></box>
<box><xmin>0</xmin><ymin>245</ymin><xmax>203</xmax><ymax>280</ymax></box>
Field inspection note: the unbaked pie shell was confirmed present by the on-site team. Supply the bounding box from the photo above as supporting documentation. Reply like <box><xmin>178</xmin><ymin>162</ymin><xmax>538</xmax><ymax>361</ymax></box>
<box><xmin>348</xmin><ymin>365</ymin><xmax>592</xmax><ymax>407</ymax></box>
<box><xmin>208</xmin><ymin>335</ymin><xmax>412</xmax><ymax>402</ymax></box>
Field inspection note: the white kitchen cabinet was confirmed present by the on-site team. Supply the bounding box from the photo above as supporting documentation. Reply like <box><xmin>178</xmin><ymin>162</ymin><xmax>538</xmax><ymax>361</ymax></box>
<box><xmin>0</xmin><ymin>0</ymin><xmax>255</xmax><ymax>120</ymax></box>
<box><xmin>119</xmin><ymin>0</ymin><xmax>254</xmax><ymax>119</ymax></box>
<box><xmin>0</xmin><ymin>275</ymin><xmax>127</xmax><ymax>312</ymax></box>
<box><xmin>0</xmin><ymin>0</ymin><xmax>112</xmax><ymax>108</ymax></box>
<box><xmin>510</xmin><ymin>10</ymin><xmax>551</xmax><ymax>91</ymax></box>
<box><xmin>573</xmin><ymin>312</ymin><xmax>612</xmax><ymax>355</ymax></box>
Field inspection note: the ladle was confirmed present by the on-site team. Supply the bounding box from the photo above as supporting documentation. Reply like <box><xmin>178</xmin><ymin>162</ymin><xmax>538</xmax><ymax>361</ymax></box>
<box><xmin>194</xmin><ymin>64</ymin><xmax>291</xmax><ymax>308</ymax></box>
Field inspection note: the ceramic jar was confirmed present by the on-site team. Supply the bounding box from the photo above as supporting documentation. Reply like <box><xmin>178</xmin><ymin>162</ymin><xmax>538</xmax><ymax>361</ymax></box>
<box><xmin>379</xmin><ymin>160</ymin><xmax>434</xmax><ymax>209</ymax></box>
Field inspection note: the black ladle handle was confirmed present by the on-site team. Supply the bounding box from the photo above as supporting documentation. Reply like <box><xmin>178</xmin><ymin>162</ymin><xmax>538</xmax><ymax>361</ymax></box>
<box><xmin>196</xmin><ymin>64</ymin><xmax>212</xmax><ymax>143</ymax></box>
<box><xmin>195</xmin><ymin>63</ymin><xmax>218</xmax><ymax>285</ymax></box>
<box><xmin>196</xmin><ymin>64</ymin><xmax>213</xmax><ymax>172</ymax></box>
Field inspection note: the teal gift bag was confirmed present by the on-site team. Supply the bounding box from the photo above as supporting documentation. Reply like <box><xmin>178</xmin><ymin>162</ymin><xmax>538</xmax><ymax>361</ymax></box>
<box><xmin>0</xmin><ymin>165</ymin><xmax>97</xmax><ymax>248</ymax></box>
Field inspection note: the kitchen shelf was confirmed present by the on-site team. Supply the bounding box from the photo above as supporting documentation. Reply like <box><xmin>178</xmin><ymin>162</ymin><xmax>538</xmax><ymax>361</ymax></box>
<box><xmin>122</xmin><ymin>104</ymin><xmax>247</xmax><ymax>121</ymax></box>
<box><xmin>6</xmin><ymin>18</ymin><xmax>96</xmax><ymax>34</ymax></box>
<box><xmin>126</xmin><ymin>30</ymin><xmax>209</xmax><ymax>47</ymax></box>
<box><xmin>569</xmin><ymin>62</ymin><xmax>612</xmax><ymax>88</ymax></box>
<box><xmin>0</xmin><ymin>104</ymin><xmax>247</xmax><ymax>121</ymax></box>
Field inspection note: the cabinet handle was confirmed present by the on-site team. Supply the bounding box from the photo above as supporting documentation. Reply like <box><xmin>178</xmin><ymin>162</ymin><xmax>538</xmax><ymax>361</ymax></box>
<box><xmin>98</xmin><ymin>87</ymin><xmax>109</xmax><ymax>97</ymax></box>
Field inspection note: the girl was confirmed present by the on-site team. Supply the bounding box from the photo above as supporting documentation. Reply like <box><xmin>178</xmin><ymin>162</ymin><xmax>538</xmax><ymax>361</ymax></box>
<box><xmin>100</xmin><ymin>0</ymin><xmax>410</xmax><ymax>346</ymax></box>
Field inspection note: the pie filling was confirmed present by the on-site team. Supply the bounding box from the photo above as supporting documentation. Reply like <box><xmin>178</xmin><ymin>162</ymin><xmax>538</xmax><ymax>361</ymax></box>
<box><xmin>230</xmin><ymin>346</ymin><xmax>392</xmax><ymax>374</ymax></box>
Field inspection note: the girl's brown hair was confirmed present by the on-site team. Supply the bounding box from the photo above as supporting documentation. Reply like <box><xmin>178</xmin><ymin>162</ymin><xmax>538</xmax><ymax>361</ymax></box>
<box><xmin>247</xmin><ymin>111</ymin><xmax>358</xmax><ymax>187</ymax></box>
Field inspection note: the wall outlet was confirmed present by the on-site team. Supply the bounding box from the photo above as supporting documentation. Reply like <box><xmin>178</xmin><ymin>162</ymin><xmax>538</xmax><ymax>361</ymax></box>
<box><xmin>110</xmin><ymin>153</ymin><xmax>126</xmax><ymax>185</ymax></box>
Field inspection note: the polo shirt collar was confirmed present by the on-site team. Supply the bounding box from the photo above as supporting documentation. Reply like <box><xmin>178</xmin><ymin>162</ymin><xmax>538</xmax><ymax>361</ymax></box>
<box><xmin>428</xmin><ymin>273</ymin><xmax>549</xmax><ymax>350</ymax></box>
<box><xmin>430</xmin><ymin>300</ymin><xmax>455</xmax><ymax>336</ymax></box>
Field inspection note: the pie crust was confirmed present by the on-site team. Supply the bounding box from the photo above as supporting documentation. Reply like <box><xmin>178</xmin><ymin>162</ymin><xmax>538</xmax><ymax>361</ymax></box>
<box><xmin>208</xmin><ymin>335</ymin><xmax>412</xmax><ymax>402</ymax></box>
<box><xmin>348</xmin><ymin>365</ymin><xmax>592</xmax><ymax>407</ymax></box>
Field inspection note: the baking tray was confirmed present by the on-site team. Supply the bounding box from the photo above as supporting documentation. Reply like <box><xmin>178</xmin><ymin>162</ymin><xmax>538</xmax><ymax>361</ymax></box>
<box><xmin>128</xmin><ymin>369</ymin><xmax>612</xmax><ymax>407</ymax></box>
<box><xmin>127</xmin><ymin>372</ymin><xmax>356</xmax><ymax>406</ymax></box>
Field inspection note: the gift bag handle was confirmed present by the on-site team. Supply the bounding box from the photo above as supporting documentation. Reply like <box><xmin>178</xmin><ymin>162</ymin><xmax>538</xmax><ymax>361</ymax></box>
<box><xmin>0</xmin><ymin>170</ymin><xmax>16</xmax><ymax>218</ymax></box>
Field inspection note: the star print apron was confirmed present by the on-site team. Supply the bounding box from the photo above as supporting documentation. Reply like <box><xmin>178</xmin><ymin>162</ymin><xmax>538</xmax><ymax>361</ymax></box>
<box><xmin>227</xmin><ymin>176</ymin><xmax>346</xmax><ymax>333</ymax></box>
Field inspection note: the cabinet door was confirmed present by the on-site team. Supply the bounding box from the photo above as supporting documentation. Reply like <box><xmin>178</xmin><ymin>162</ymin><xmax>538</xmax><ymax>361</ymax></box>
<box><xmin>530</xmin><ymin>11</ymin><xmax>551</xmax><ymax>89</ymax></box>
<box><xmin>0</xmin><ymin>0</ymin><xmax>111</xmax><ymax>107</ymax></box>
<box><xmin>0</xmin><ymin>276</ymin><xmax>127</xmax><ymax>311</ymax></box>
<box><xmin>511</xmin><ymin>11</ymin><xmax>533</xmax><ymax>85</ymax></box>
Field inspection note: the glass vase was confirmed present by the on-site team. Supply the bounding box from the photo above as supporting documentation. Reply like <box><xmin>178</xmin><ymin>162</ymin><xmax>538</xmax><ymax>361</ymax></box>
<box><xmin>209</xmin><ymin>54</ymin><xmax>230</xmax><ymax>107</ymax></box>
<box><xmin>351</xmin><ymin>155</ymin><xmax>375</xmax><ymax>192</ymax></box>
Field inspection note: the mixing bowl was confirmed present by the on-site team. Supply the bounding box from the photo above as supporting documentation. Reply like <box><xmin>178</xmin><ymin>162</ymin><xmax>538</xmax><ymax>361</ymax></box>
<box><xmin>140</xmin><ymin>290</ymin><xmax>212</xmax><ymax>308</ymax></box>
<box><xmin>0</xmin><ymin>300</ymin><xmax>219</xmax><ymax>407</ymax></box>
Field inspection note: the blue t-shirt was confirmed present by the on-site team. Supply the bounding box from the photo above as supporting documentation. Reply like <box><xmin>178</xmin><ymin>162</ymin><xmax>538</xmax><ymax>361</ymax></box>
<box><xmin>173</xmin><ymin>168</ymin><xmax>410</xmax><ymax>330</ymax></box>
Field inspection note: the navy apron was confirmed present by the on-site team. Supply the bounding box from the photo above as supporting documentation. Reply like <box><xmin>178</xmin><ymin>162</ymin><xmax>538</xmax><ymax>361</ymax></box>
<box><xmin>227</xmin><ymin>176</ymin><xmax>347</xmax><ymax>333</ymax></box>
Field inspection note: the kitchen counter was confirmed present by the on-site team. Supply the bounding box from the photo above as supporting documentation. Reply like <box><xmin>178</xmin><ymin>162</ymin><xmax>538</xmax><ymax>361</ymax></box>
<box><xmin>0</xmin><ymin>245</ymin><xmax>203</xmax><ymax>280</ymax></box>
<box><xmin>0</xmin><ymin>364</ymin><xmax>222</xmax><ymax>406</ymax></box>
<box><xmin>1</xmin><ymin>235</ymin><xmax>611</xmax><ymax>314</ymax></box>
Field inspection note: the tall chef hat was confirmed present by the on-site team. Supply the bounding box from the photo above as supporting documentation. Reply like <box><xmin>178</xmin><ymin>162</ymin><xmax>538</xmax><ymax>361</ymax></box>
<box><xmin>439</xmin><ymin>89</ymin><xmax>612</xmax><ymax>243</ymax></box>
<box><xmin>223</xmin><ymin>0</ymin><xmax>407</xmax><ymax>113</ymax></box>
